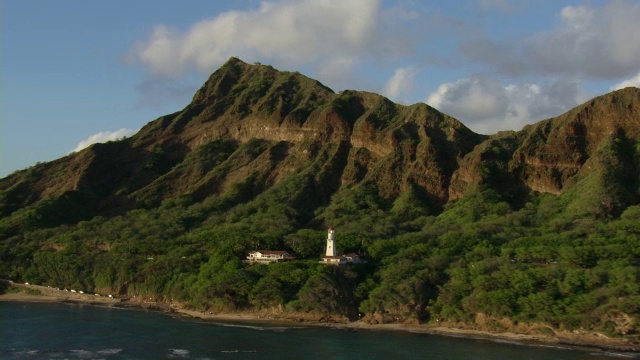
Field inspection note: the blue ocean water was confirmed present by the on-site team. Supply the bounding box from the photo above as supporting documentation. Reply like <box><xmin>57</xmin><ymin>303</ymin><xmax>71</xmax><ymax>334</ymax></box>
<box><xmin>1</xmin><ymin>301</ymin><xmax>637</xmax><ymax>359</ymax></box>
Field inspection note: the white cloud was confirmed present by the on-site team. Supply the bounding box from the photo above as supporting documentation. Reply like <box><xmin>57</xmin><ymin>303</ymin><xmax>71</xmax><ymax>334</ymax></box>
<box><xmin>382</xmin><ymin>66</ymin><xmax>418</xmax><ymax>103</ymax></box>
<box><xmin>426</xmin><ymin>77</ymin><xmax>584</xmax><ymax>134</ymax></box>
<box><xmin>71</xmin><ymin>128</ymin><xmax>137</xmax><ymax>153</ymax></box>
<box><xmin>529</xmin><ymin>2</ymin><xmax>640</xmax><ymax>78</ymax></box>
<box><xmin>462</xmin><ymin>1</ymin><xmax>640</xmax><ymax>80</ymax></box>
<box><xmin>611</xmin><ymin>72</ymin><xmax>640</xmax><ymax>91</ymax></box>
<box><xmin>128</xmin><ymin>0</ymin><xmax>397</xmax><ymax>78</ymax></box>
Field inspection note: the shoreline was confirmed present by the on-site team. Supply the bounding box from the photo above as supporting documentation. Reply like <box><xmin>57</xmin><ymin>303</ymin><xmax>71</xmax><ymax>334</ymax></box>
<box><xmin>2</xmin><ymin>289</ymin><xmax>639</xmax><ymax>354</ymax></box>
<box><xmin>172</xmin><ymin>308</ymin><xmax>640</xmax><ymax>354</ymax></box>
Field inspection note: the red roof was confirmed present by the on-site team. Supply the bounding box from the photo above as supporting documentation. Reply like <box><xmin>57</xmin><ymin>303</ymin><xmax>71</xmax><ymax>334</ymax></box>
<box><xmin>329</xmin><ymin>226</ymin><xmax>334</xmax><ymax>230</ymax></box>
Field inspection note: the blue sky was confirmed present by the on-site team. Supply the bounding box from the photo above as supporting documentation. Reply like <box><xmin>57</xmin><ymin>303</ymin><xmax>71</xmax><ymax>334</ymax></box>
<box><xmin>3</xmin><ymin>0</ymin><xmax>640</xmax><ymax>177</ymax></box>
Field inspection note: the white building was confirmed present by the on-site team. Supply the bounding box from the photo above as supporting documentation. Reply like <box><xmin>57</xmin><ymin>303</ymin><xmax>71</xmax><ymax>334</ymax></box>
<box><xmin>344</xmin><ymin>253</ymin><xmax>362</xmax><ymax>264</ymax></box>
<box><xmin>320</xmin><ymin>227</ymin><xmax>362</xmax><ymax>265</ymax></box>
<box><xmin>246</xmin><ymin>250</ymin><xmax>295</xmax><ymax>264</ymax></box>
<box><xmin>321</xmin><ymin>255</ymin><xmax>347</xmax><ymax>265</ymax></box>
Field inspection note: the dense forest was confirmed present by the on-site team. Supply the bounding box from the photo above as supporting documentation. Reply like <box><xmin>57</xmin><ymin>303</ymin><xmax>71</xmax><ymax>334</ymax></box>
<box><xmin>1</xmin><ymin>59</ymin><xmax>638</xmax><ymax>339</ymax></box>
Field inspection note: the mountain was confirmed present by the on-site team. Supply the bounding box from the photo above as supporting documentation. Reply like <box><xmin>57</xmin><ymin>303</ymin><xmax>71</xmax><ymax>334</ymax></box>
<box><xmin>5</xmin><ymin>58</ymin><xmax>640</xmax><ymax>221</ymax></box>
<box><xmin>0</xmin><ymin>57</ymin><xmax>486</xmax><ymax>224</ymax></box>
<box><xmin>6</xmin><ymin>58</ymin><xmax>638</xmax><ymax>224</ymax></box>
<box><xmin>452</xmin><ymin>87</ymin><xmax>640</xmax><ymax>213</ymax></box>
<box><xmin>1</xmin><ymin>58</ymin><xmax>639</xmax><ymax>341</ymax></box>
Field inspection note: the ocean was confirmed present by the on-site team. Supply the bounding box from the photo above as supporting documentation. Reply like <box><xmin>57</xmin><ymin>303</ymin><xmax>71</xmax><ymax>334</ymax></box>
<box><xmin>1</xmin><ymin>301</ymin><xmax>637</xmax><ymax>359</ymax></box>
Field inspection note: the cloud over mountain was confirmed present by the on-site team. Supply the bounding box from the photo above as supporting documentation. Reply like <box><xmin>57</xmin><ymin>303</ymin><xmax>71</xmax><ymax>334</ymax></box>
<box><xmin>611</xmin><ymin>72</ymin><xmax>640</xmax><ymax>91</ymax></box>
<box><xmin>426</xmin><ymin>76</ymin><xmax>584</xmax><ymax>134</ymax></box>
<box><xmin>127</xmin><ymin>0</ymin><xmax>640</xmax><ymax>138</ymax></box>
<box><xmin>71</xmin><ymin>128</ymin><xmax>137</xmax><ymax>153</ymax></box>
<box><xmin>383</xmin><ymin>66</ymin><xmax>418</xmax><ymax>103</ymax></box>
<box><xmin>127</xmin><ymin>0</ymin><xmax>413</xmax><ymax>78</ymax></box>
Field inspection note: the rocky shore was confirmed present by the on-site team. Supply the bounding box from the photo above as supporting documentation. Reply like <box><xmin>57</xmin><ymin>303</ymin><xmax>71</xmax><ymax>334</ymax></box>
<box><xmin>2</xmin><ymin>283</ymin><xmax>639</xmax><ymax>354</ymax></box>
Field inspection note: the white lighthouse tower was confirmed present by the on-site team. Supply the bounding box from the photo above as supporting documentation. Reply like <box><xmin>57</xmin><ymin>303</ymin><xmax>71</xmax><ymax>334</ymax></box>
<box><xmin>325</xmin><ymin>226</ymin><xmax>336</xmax><ymax>257</ymax></box>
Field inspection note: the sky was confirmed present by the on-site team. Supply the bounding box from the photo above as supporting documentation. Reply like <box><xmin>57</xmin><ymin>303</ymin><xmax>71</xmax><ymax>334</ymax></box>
<box><xmin>3</xmin><ymin>0</ymin><xmax>640</xmax><ymax>177</ymax></box>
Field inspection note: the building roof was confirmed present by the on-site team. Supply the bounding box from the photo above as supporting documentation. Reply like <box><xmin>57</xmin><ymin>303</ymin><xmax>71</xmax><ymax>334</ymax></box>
<box><xmin>249</xmin><ymin>250</ymin><xmax>290</xmax><ymax>255</ymax></box>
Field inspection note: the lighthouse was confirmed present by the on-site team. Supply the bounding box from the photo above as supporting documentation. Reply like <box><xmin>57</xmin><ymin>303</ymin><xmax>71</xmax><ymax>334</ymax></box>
<box><xmin>325</xmin><ymin>226</ymin><xmax>336</xmax><ymax>257</ymax></box>
<box><xmin>321</xmin><ymin>226</ymin><xmax>363</xmax><ymax>265</ymax></box>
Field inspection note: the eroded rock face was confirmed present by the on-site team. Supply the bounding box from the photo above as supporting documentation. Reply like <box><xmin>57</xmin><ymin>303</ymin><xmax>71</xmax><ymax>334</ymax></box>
<box><xmin>449</xmin><ymin>87</ymin><xmax>640</xmax><ymax>202</ymax></box>
<box><xmin>125</xmin><ymin>58</ymin><xmax>484</xmax><ymax>208</ymax></box>
<box><xmin>1</xmin><ymin>58</ymin><xmax>639</xmax><ymax>222</ymax></box>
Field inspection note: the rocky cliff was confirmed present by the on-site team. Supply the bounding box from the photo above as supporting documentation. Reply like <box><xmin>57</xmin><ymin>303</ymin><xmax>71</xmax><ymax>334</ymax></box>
<box><xmin>1</xmin><ymin>58</ymin><xmax>639</xmax><ymax>228</ymax></box>
<box><xmin>450</xmin><ymin>87</ymin><xmax>640</xmax><ymax>214</ymax></box>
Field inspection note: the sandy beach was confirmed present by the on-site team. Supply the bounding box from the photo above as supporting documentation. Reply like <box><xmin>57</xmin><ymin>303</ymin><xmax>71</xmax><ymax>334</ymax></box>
<box><xmin>2</xmin><ymin>284</ymin><xmax>639</xmax><ymax>354</ymax></box>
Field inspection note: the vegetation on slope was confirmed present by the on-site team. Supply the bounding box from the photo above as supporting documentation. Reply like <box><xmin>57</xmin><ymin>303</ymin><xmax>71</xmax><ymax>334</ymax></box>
<box><xmin>1</xmin><ymin>171</ymin><xmax>639</xmax><ymax>337</ymax></box>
